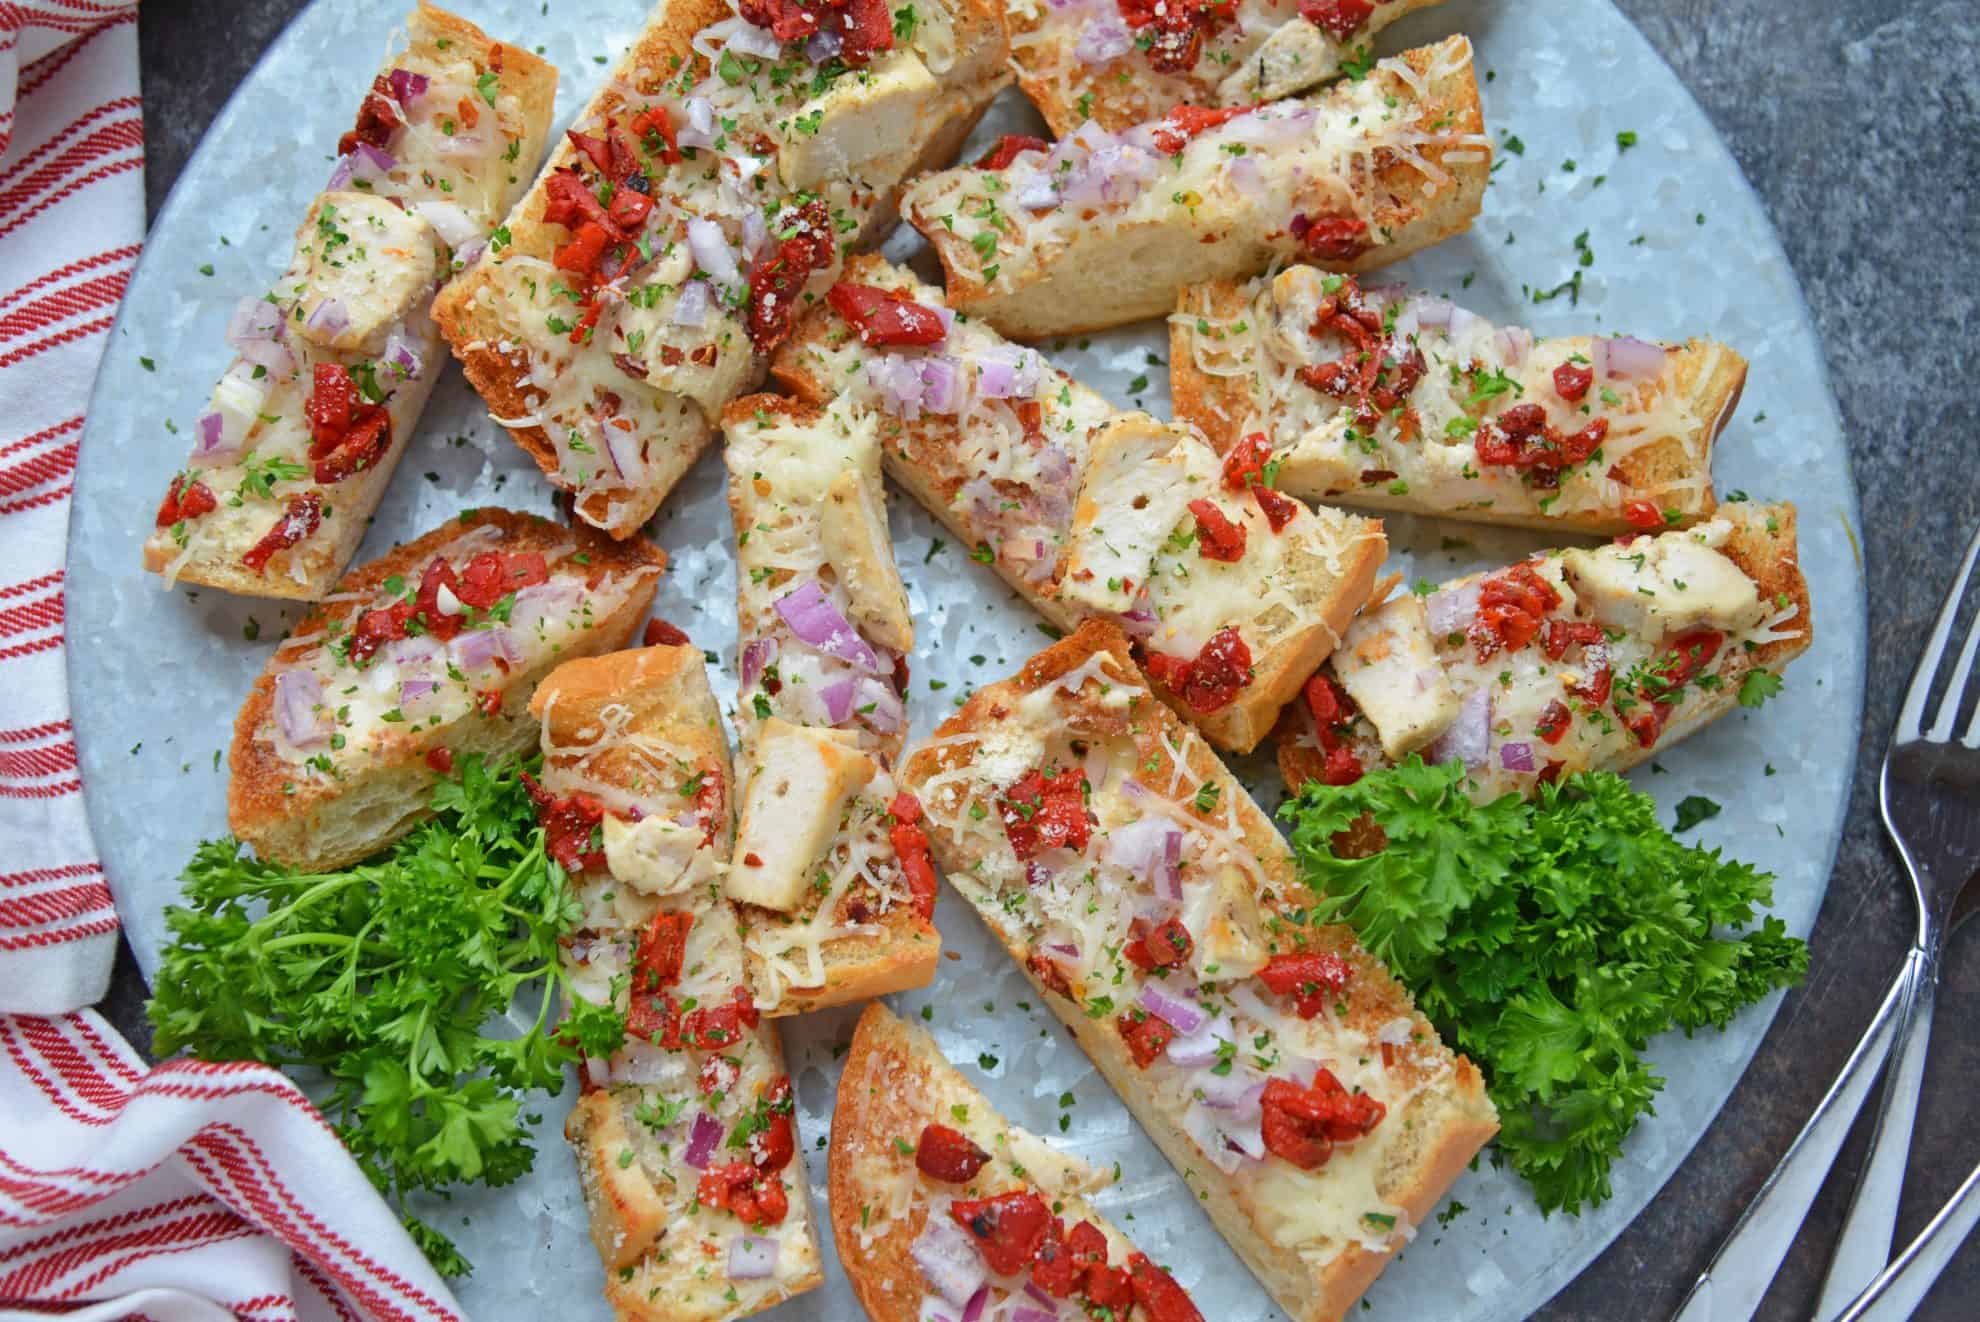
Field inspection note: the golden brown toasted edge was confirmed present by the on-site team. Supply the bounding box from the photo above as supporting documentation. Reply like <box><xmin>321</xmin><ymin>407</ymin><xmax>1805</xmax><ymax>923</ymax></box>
<box><xmin>1169</xmin><ymin>278</ymin><xmax>1254</xmax><ymax>457</ymax></box>
<box><xmin>1275</xmin><ymin>502</ymin><xmax>1811</xmax><ymax>792</ymax></box>
<box><xmin>412</xmin><ymin>2</ymin><xmax>558</xmax><ymax>124</ymax></box>
<box><xmin>227</xmin><ymin>511</ymin><xmax>666</xmax><ymax>870</ymax></box>
<box><xmin>567</xmin><ymin>1086</ymin><xmax>675</xmax><ymax>1271</ymax></box>
<box><xmin>906</xmin><ymin>621</ymin><xmax>1497</xmax><ymax>1322</ymax></box>
<box><xmin>430</xmin><ymin>0</ymin><xmax>732</xmax><ymax>537</ymax></box>
<box><xmin>1606</xmin><ymin>338</ymin><xmax>1746</xmax><ymax>528</ymax></box>
<box><xmin>1347</xmin><ymin>36</ymin><xmax>1489</xmax><ymax>274</ymax></box>
<box><xmin>828</xmin><ymin>1003</ymin><xmax>942</xmax><ymax>1322</ymax></box>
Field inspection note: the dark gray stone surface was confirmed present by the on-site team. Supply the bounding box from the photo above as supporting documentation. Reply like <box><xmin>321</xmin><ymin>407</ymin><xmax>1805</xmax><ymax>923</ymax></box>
<box><xmin>112</xmin><ymin>0</ymin><xmax>1979</xmax><ymax>1316</ymax></box>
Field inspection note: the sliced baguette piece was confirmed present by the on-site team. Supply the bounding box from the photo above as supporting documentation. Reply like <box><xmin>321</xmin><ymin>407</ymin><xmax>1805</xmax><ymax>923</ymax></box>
<box><xmin>431</xmin><ymin>0</ymin><xmax>1011</xmax><ymax>540</ymax></box>
<box><xmin>1006</xmin><ymin>0</ymin><xmax>1446</xmax><ymax>134</ymax></box>
<box><xmin>903</xmin><ymin>35</ymin><xmax>1488</xmax><ymax>341</ymax></box>
<box><xmin>141</xmin><ymin>5</ymin><xmax>557</xmax><ymax>599</ymax></box>
<box><xmin>228</xmin><ymin>509</ymin><xmax>663</xmax><ymax>871</ymax></box>
<box><xmin>720</xmin><ymin>393</ymin><xmax>940</xmax><ymax>1013</ymax></box>
<box><xmin>773</xmin><ymin>257</ymin><xmax>1387</xmax><ymax>754</ymax></box>
<box><xmin>1172</xmin><ymin>266</ymin><xmax>1750</xmax><ymax>534</ymax></box>
<box><xmin>1278</xmin><ymin>502</ymin><xmax>1813</xmax><ymax>798</ymax></box>
<box><xmin>896</xmin><ymin>621</ymin><xmax>1499</xmax><ymax>1322</ymax></box>
<box><xmin>532</xmin><ymin>645</ymin><xmax>824</xmax><ymax>1322</ymax></box>
<box><xmin>831</xmin><ymin>1001</ymin><xmax>1201</xmax><ymax>1322</ymax></box>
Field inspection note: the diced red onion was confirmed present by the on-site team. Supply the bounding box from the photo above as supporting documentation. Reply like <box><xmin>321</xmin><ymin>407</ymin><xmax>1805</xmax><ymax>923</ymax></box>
<box><xmin>1022</xmin><ymin>1283</ymin><xmax>1054</xmax><ymax>1308</ymax></box>
<box><xmin>1163</xmin><ymin>1017</ymin><xmax>1228</xmax><ymax>1068</ymax></box>
<box><xmin>1499</xmin><ymin>741</ymin><xmax>1536</xmax><ymax>773</ymax></box>
<box><xmin>1196</xmin><ymin>1070</ymin><xmax>1263</xmax><ymax>1114</ymax></box>
<box><xmin>919</xmin><ymin>1301</ymin><xmax>958</xmax><ymax>1322</ymax></box>
<box><xmin>739</xmin><ymin>638</ymin><xmax>777</xmax><ymax>690</ymax></box>
<box><xmin>1449</xmin><ymin>305</ymin><xmax>1486</xmax><ymax>342</ymax></box>
<box><xmin>673</xmin><ymin>279</ymin><xmax>712</xmax><ymax>329</ymax></box>
<box><xmin>605</xmin><ymin>427</ymin><xmax>645</xmax><ymax>484</ymax></box>
<box><xmin>1182</xmin><ymin>1102</ymin><xmax>1248</xmax><ymax>1175</ymax></box>
<box><xmin>202</xmin><ymin>363</ymin><xmax>270</xmax><ymax>458</ymax></box>
<box><xmin>382</xmin><ymin>332</ymin><xmax>423</xmax><ymax>381</ymax></box>
<box><xmin>1074</xmin><ymin>19</ymin><xmax>1132</xmax><ymax>64</ymax></box>
<box><xmin>1081</xmin><ymin>744</ymin><xmax>1110</xmax><ymax>792</ymax></box>
<box><xmin>306</xmin><ymin>298</ymin><xmax>349</xmax><ymax>337</ymax></box>
<box><xmin>728</xmin><ymin>20</ymin><xmax>783</xmax><ymax>57</ymax></box>
<box><xmin>1118</xmin><ymin>606</ymin><xmax>1156</xmax><ymax>639</ymax></box>
<box><xmin>1025</xmin><ymin>862</ymin><xmax>1052</xmax><ymax>888</ymax></box>
<box><xmin>685</xmin><ymin>1111</ymin><xmax>723</xmax><ymax>1169</ymax></box>
<box><xmin>728</xmin><ymin>1233</ymin><xmax>778</xmax><ymax>1278</ymax></box>
<box><xmin>858</xmin><ymin>675</ymin><xmax>905</xmax><ymax>733</ymax></box>
<box><xmin>399</xmin><ymin>679</ymin><xmax>439</xmax><ymax>711</ymax></box>
<box><xmin>1136</xmin><ymin>980</ymin><xmax>1207</xmax><ymax>1034</ymax></box>
<box><xmin>1016</xmin><ymin>178</ymin><xmax>1060</xmax><ymax>209</ymax></box>
<box><xmin>1426</xmin><ymin>687</ymin><xmax>1491</xmax><ymax>769</ymax></box>
<box><xmin>387</xmin><ymin>69</ymin><xmax>428</xmax><ymax>105</ymax></box>
<box><xmin>962</xmin><ymin>1286</ymin><xmax>988</xmax><ymax>1322</ymax></box>
<box><xmin>1225</xmin><ymin>153</ymin><xmax>1262</xmax><ymax>196</ymax></box>
<box><xmin>1596</xmin><ymin>335</ymin><xmax>1667</xmax><ymax>380</ymax></box>
<box><xmin>742</xmin><ymin>208</ymin><xmax>769</xmax><ymax>261</ymax></box>
<box><xmin>451</xmin><ymin>626</ymin><xmax>518</xmax><ymax>670</ymax></box>
<box><xmin>1105</xmin><ymin>816</ymin><xmax>1182</xmax><ymax>898</ymax></box>
<box><xmin>805</xmin><ymin>30</ymin><xmax>843</xmax><ymax>61</ymax></box>
<box><xmin>1043</xmin><ymin>941</ymin><xmax>1079</xmax><ymax>960</ymax></box>
<box><xmin>975</xmin><ymin>347</ymin><xmax>1044</xmax><ymax>401</ymax></box>
<box><xmin>413</xmin><ymin>198</ymin><xmax>479</xmax><ymax>250</ymax></box>
<box><xmin>911</xmin><ymin>1215</ymin><xmax>986</xmax><ymax>1308</ymax></box>
<box><xmin>866</xmin><ymin>354</ymin><xmax>960</xmax><ymax>420</ymax></box>
<box><xmin>775</xmin><ymin>580</ymin><xmax>885</xmax><ymax>674</ymax></box>
<box><xmin>227</xmin><ymin>296</ymin><xmax>284</xmax><ymax>346</ymax></box>
<box><xmin>1011</xmin><ymin>1309</ymin><xmax>1058</xmax><ymax>1322</ymax></box>
<box><xmin>1411</xmin><ymin>296</ymin><xmax>1454</xmax><ymax>331</ymax></box>
<box><xmin>610</xmin><ymin>1038</ymin><xmax>679</xmax><ymax>1085</ymax></box>
<box><xmin>583</xmin><ymin>1055</ymin><xmax>609</xmax><ymax>1089</ymax></box>
<box><xmin>820</xmin><ymin>675</ymin><xmax>858</xmax><ymax>724</ymax></box>
<box><xmin>1425</xmin><ymin>581</ymin><xmax>1480</xmax><ymax>636</ymax></box>
<box><xmin>509</xmin><ymin>581</ymin><xmax>584</xmax><ymax>636</ymax></box>
<box><xmin>687</xmin><ymin>219</ymin><xmax>740</xmax><ymax>286</ymax></box>
<box><xmin>680</xmin><ymin>97</ymin><xmax>717</xmax><ymax>148</ymax></box>
<box><xmin>274</xmin><ymin>669</ymin><xmax>327</xmax><ymax>747</ymax></box>
<box><xmin>1496</xmin><ymin>326</ymin><xmax>1533</xmax><ymax>366</ymax></box>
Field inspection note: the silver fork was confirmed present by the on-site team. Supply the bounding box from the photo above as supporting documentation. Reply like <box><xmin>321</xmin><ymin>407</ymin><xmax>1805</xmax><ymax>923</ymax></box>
<box><xmin>1817</xmin><ymin>525</ymin><xmax>1980</xmax><ymax>1314</ymax></box>
<box><xmin>1672</xmin><ymin>526</ymin><xmax>1980</xmax><ymax>1322</ymax></box>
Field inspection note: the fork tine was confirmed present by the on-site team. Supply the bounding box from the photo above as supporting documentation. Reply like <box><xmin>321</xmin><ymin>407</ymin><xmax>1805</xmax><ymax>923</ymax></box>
<box><xmin>1898</xmin><ymin>526</ymin><xmax>1980</xmax><ymax>743</ymax></box>
<box><xmin>1943</xmin><ymin>601</ymin><xmax>1980</xmax><ymax>744</ymax></box>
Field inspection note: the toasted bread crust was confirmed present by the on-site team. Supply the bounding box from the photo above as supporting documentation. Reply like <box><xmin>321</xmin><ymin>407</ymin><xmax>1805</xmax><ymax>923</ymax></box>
<box><xmin>910</xmin><ymin>37</ymin><xmax>1488</xmax><ymax>341</ymax></box>
<box><xmin>1276</xmin><ymin>503</ymin><xmax>1812</xmax><ymax>792</ymax></box>
<box><xmin>1170</xmin><ymin>277</ymin><xmax>1749</xmax><ymax>535</ymax></box>
<box><xmin>227</xmin><ymin>510</ymin><xmax>664</xmax><ymax>870</ymax></box>
<box><xmin>897</xmin><ymin>622</ymin><xmax>1498</xmax><ymax>1322</ymax></box>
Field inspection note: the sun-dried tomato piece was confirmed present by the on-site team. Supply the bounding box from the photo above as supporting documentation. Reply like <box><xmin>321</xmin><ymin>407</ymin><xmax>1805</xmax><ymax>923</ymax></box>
<box><xmin>1116</xmin><ymin>1008</ymin><xmax>1176</xmax><ymax>1068</ymax></box>
<box><xmin>749</xmin><ymin>1076</ymin><xmax>796</xmax><ymax>1173</ymax></box>
<box><xmin>425</xmin><ymin>746</ymin><xmax>454</xmax><ymax>774</ymax></box>
<box><xmin>1323</xmin><ymin>744</ymin><xmax>1365</xmax><ymax>786</ymax></box>
<box><xmin>839</xmin><ymin>0</ymin><xmax>895</xmax><ymax>62</ymax></box>
<box><xmin>1623</xmin><ymin>498</ymin><xmax>1667</xmax><ymax>530</ymax></box>
<box><xmin>747</xmin><ymin>200</ymin><xmax>835</xmax><ymax>356</ymax></box>
<box><xmin>915</xmin><ymin>1123</ymin><xmax>991</xmax><ymax>1184</ymax></box>
<box><xmin>412</xmin><ymin>559</ymin><xmax>464</xmax><ymax>642</ymax></box>
<box><xmin>1253</xmin><ymin>484</ymin><xmax>1300</xmax><ymax>532</ymax></box>
<box><xmin>1542</xmin><ymin>618</ymin><xmax>1607</xmax><ymax>661</ymax></box>
<box><xmin>1146</xmin><ymin>626</ymin><xmax>1253</xmax><ymax>714</ymax></box>
<box><xmin>155</xmin><ymin>475</ymin><xmax>217</xmax><ymax>527</ymax></box>
<box><xmin>1535</xmin><ymin>699</ymin><xmax>1573</xmax><ymax>745</ymax></box>
<box><xmin>699</xmin><ymin>1055</ymin><xmax>739</xmax><ymax>1097</ymax></box>
<box><xmin>1468</xmin><ymin>562</ymin><xmax>1563</xmax><ymax>661</ymax></box>
<box><xmin>1297</xmin><ymin>214</ymin><xmax>1371</xmax><ymax>262</ymax></box>
<box><xmin>976</xmin><ymin>134</ymin><xmax>1052</xmax><ymax>170</ymax></box>
<box><xmin>951</xmin><ymin>1191</ymin><xmax>1053</xmax><ymax>1276</ymax></box>
<box><xmin>542</xmin><ymin>167</ymin><xmax>613</xmax><ymax>231</ymax></box>
<box><xmin>1188</xmin><ymin>499</ymin><xmax>1247</xmax><ymax>562</ymax></box>
<box><xmin>642</xmin><ymin>619</ymin><xmax>690</xmax><ymax>647</ymax></box>
<box><xmin>1119</xmin><ymin>0</ymin><xmax>1234</xmax><ymax>74</ymax></box>
<box><xmin>827</xmin><ymin>281</ymin><xmax>948</xmax><ymax>347</ymax></box>
<box><xmin>338</xmin><ymin>75</ymin><xmax>402</xmax><ymax>156</ymax></box>
<box><xmin>626</xmin><ymin>988</ymin><xmax>683</xmax><ymax>1047</ymax></box>
<box><xmin>453</xmin><ymin>550</ymin><xmax>548</xmax><ymax>608</ymax></box>
<box><xmin>1126</xmin><ymin>916</ymin><xmax>1193</xmax><ymax>970</ymax></box>
<box><xmin>1258</xmin><ymin>950</ymin><xmax>1353</xmax><ymax>1018</ymax></box>
<box><xmin>607</xmin><ymin>186</ymin><xmax>653</xmax><ymax>231</ymax></box>
<box><xmin>1261</xmin><ymin>1079</ymin><xmax>1332</xmax><ymax>1168</ymax></box>
<box><xmin>679</xmin><ymin>986</ymin><xmax>761</xmax><ymax>1051</ymax></box>
<box><xmin>739</xmin><ymin>0</ymin><xmax>819</xmax><ymax>41</ymax></box>
<box><xmin>241</xmin><ymin>492</ymin><xmax>324</xmax><ymax>572</ymax></box>
<box><xmin>307</xmin><ymin>363</ymin><xmax>360</xmax><ymax>448</ymax></box>
<box><xmin>566</xmin><ymin>128</ymin><xmax>613</xmax><ymax>174</ymax></box>
<box><xmin>997</xmin><ymin>768</ymin><xmax>1092</xmax><ymax>861</ymax></box>
<box><xmin>1298</xmin><ymin>0</ymin><xmax>1374</xmax><ymax>41</ymax></box>
<box><xmin>1148</xmin><ymin>101</ymin><xmax>1250</xmax><ymax>154</ymax></box>
<box><xmin>312</xmin><ymin>408</ymin><xmax>393</xmax><ymax>484</ymax></box>
<box><xmin>1067</xmin><ymin>1219</ymin><xmax>1117</xmax><ymax>1301</ymax></box>
<box><xmin>1476</xmin><ymin>407</ymin><xmax>1610</xmax><ymax>479</ymax></box>
<box><xmin>1553</xmin><ymin>360</ymin><xmax>1594</xmax><ymax>402</ymax></box>
<box><xmin>523</xmin><ymin>773</ymin><xmax>607</xmax><ymax>874</ymax></box>
<box><xmin>698</xmin><ymin>1162</ymin><xmax>789</xmax><ymax>1225</ymax></box>
<box><xmin>1128</xmin><ymin>1253</ymin><xmax>1202</xmax><ymax>1322</ymax></box>
<box><xmin>888</xmin><ymin>791</ymin><xmax>940</xmax><ymax>919</ymax></box>
<box><xmin>347</xmin><ymin>599</ymin><xmax>413</xmax><ymax>665</ymax></box>
<box><xmin>634</xmin><ymin>909</ymin><xmax>694</xmax><ymax>990</ymax></box>
<box><xmin>1221</xmin><ymin>432</ymin><xmax>1272</xmax><ymax>491</ymax></box>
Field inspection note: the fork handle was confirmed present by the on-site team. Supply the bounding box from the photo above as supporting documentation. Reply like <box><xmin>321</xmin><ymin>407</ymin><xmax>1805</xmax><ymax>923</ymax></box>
<box><xmin>1816</xmin><ymin>943</ymin><xmax>1940</xmax><ymax>1319</ymax></box>
<box><xmin>1670</xmin><ymin>966</ymin><xmax>1909</xmax><ymax>1322</ymax></box>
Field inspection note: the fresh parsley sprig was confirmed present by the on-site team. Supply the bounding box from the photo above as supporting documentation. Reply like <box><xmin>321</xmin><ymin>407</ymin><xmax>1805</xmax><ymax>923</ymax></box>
<box><xmin>147</xmin><ymin>754</ymin><xmax>625</xmax><ymax>1276</ymax></box>
<box><xmin>1281</xmin><ymin>757</ymin><xmax>1807</xmax><ymax>1215</ymax></box>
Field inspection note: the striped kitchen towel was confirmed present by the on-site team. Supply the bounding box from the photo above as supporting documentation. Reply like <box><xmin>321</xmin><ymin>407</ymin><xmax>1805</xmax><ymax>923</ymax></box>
<box><xmin>0</xmin><ymin>6</ymin><xmax>463</xmax><ymax>1318</ymax></box>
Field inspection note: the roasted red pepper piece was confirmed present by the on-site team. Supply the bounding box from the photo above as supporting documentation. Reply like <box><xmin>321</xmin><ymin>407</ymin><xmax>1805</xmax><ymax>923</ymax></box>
<box><xmin>747</xmin><ymin>200</ymin><xmax>836</xmax><ymax>356</ymax></box>
<box><xmin>888</xmin><ymin>791</ymin><xmax>940</xmax><ymax>919</ymax></box>
<box><xmin>1128</xmin><ymin>1253</ymin><xmax>1203</xmax><ymax>1322</ymax></box>
<box><xmin>307</xmin><ymin>363</ymin><xmax>360</xmax><ymax>447</ymax></box>
<box><xmin>750</xmin><ymin>1076</ymin><xmax>796</xmax><ymax>1172</ymax></box>
<box><xmin>827</xmin><ymin>281</ymin><xmax>948</xmax><ymax>347</ymax></box>
<box><xmin>949</xmin><ymin>1191</ymin><xmax>1052</xmax><ymax>1276</ymax></box>
<box><xmin>1253</xmin><ymin>484</ymin><xmax>1300</xmax><ymax>532</ymax></box>
<box><xmin>1116</xmin><ymin>1008</ymin><xmax>1176</xmax><ymax>1068</ymax></box>
<box><xmin>155</xmin><ymin>475</ymin><xmax>217</xmax><ymax>527</ymax></box>
<box><xmin>839</xmin><ymin>0</ymin><xmax>896</xmax><ymax>63</ymax></box>
<box><xmin>241</xmin><ymin>492</ymin><xmax>323</xmax><ymax>572</ymax></box>
<box><xmin>1468</xmin><ymin>561</ymin><xmax>1562</xmax><ymax>661</ymax></box>
<box><xmin>975</xmin><ymin>134</ymin><xmax>1052</xmax><ymax>170</ymax></box>
<box><xmin>680</xmin><ymin>985</ymin><xmax>761</xmax><ymax>1050</ymax></box>
<box><xmin>1125</xmin><ymin>916</ymin><xmax>1194</xmax><ymax>971</ymax></box>
<box><xmin>1299</xmin><ymin>0</ymin><xmax>1373</xmax><ymax>41</ymax></box>
<box><xmin>522</xmin><ymin>773</ymin><xmax>607</xmax><ymax>874</ymax></box>
<box><xmin>698</xmin><ymin>1162</ymin><xmax>789</xmax><ymax>1225</ymax></box>
<box><xmin>634</xmin><ymin>909</ymin><xmax>694</xmax><ymax>990</ymax></box>
<box><xmin>452</xmin><ymin>549</ymin><xmax>547</xmax><ymax>609</ymax></box>
<box><xmin>1188</xmin><ymin>499</ymin><xmax>1247</xmax><ymax>562</ymax></box>
<box><xmin>1029</xmin><ymin>1217</ymin><xmax>1080</xmax><ymax>1298</ymax></box>
<box><xmin>1623</xmin><ymin>498</ymin><xmax>1667</xmax><ymax>530</ymax></box>
<box><xmin>1542</xmin><ymin>618</ymin><xmax>1607</xmax><ymax>661</ymax></box>
<box><xmin>1535</xmin><ymin>699</ymin><xmax>1573</xmax><ymax>745</ymax></box>
<box><xmin>1221</xmin><ymin>432</ymin><xmax>1272</xmax><ymax>491</ymax></box>
<box><xmin>643</xmin><ymin>618</ymin><xmax>691</xmax><ymax>647</ymax></box>
<box><xmin>625</xmin><ymin>988</ymin><xmax>684</xmax><ymax>1047</ymax></box>
<box><xmin>1148</xmin><ymin>102</ymin><xmax>1250</xmax><ymax>154</ymax></box>
<box><xmin>1553</xmin><ymin>360</ymin><xmax>1594</xmax><ymax>402</ymax></box>
<box><xmin>914</xmin><ymin>1123</ymin><xmax>991</xmax><ymax>1184</ymax></box>
<box><xmin>997</xmin><ymin>768</ymin><xmax>1092</xmax><ymax>861</ymax></box>
<box><xmin>1297</xmin><ymin>214</ymin><xmax>1371</xmax><ymax>262</ymax></box>
<box><xmin>1258</xmin><ymin>950</ymin><xmax>1353</xmax><ymax>1019</ymax></box>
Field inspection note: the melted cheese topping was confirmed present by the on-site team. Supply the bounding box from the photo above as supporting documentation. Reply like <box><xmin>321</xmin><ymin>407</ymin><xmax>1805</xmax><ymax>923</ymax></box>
<box><xmin>1176</xmin><ymin>265</ymin><xmax>1726</xmax><ymax>523</ymax></box>
<box><xmin>906</xmin><ymin>40</ymin><xmax>1486</xmax><ymax>294</ymax></box>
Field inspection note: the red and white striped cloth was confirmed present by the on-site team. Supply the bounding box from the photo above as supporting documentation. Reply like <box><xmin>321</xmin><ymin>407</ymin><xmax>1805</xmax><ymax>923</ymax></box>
<box><xmin>0</xmin><ymin>6</ymin><xmax>464</xmax><ymax>1318</ymax></box>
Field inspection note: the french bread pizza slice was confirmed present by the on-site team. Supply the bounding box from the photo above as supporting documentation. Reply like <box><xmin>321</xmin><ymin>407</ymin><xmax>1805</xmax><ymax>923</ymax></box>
<box><xmin>1278</xmin><ymin>503</ymin><xmax>1812</xmax><ymax>799</ymax></box>
<box><xmin>773</xmin><ymin>257</ymin><xmax>1388</xmax><ymax>754</ymax></box>
<box><xmin>897</xmin><ymin>621</ymin><xmax>1499</xmax><ymax>1322</ymax></box>
<box><xmin>431</xmin><ymin>0</ymin><xmax>1011</xmax><ymax>539</ymax></box>
<box><xmin>1172</xmin><ymin>266</ymin><xmax>1750</xmax><ymax>534</ymax></box>
<box><xmin>142</xmin><ymin>5</ymin><xmax>557</xmax><ymax>599</ymax></box>
<box><xmin>717</xmin><ymin>393</ymin><xmax>940</xmax><ymax>1013</ymax></box>
<box><xmin>228</xmin><ymin>509</ymin><xmax>664</xmax><ymax>871</ymax></box>
<box><xmin>903</xmin><ymin>35</ymin><xmax>1488</xmax><ymax>340</ymax></box>
<box><xmin>531</xmin><ymin>646</ymin><xmax>824</xmax><ymax>1321</ymax></box>
<box><xmin>1006</xmin><ymin>0</ymin><xmax>1445</xmax><ymax>134</ymax></box>
<box><xmin>831</xmin><ymin>1002</ymin><xmax>1203</xmax><ymax>1322</ymax></box>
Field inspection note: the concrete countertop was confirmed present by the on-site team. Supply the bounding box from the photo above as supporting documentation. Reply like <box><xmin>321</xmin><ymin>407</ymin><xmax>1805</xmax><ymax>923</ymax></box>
<box><xmin>108</xmin><ymin>1</ymin><xmax>1980</xmax><ymax>1316</ymax></box>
